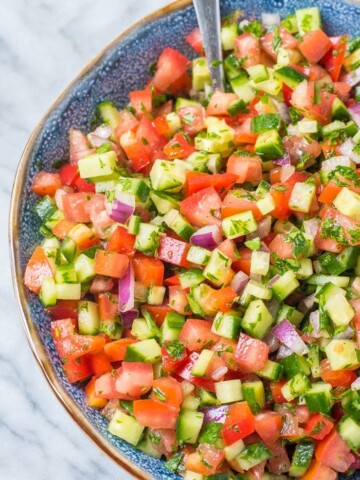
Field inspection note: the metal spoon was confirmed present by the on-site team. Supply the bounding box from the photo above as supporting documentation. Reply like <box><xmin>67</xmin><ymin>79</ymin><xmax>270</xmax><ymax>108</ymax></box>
<box><xmin>193</xmin><ymin>0</ymin><xmax>224</xmax><ymax>91</ymax></box>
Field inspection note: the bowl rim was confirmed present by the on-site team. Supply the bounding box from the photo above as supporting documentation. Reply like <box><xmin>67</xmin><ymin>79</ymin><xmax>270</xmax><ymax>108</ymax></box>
<box><xmin>8</xmin><ymin>1</ymin><xmax>191</xmax><ymax>479</ymax></box>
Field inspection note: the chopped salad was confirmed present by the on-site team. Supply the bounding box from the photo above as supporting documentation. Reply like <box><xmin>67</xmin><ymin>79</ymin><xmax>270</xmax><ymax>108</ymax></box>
<box><xmin>25</xmin><ymin>5</ymin><xmax>360</xmax><ymax>479</ymax></box>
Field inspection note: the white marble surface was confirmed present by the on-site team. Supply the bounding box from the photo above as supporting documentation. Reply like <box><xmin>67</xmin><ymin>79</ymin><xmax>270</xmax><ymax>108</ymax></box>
<box><xmin>0</xmin><ymin>1</ymin><xmax>169</xmax><ymax>479</ymax></box>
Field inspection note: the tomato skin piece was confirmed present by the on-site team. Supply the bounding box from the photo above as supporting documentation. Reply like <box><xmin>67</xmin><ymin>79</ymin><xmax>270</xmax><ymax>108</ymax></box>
<box><xmin>210</xmin><ymin>287</ymin><xmax>237</xmax><ymax>313</ymax></box>
<box><xmin>315</xmin><ymin>429</ymin><xmax>354</xmax><ymax>473</ymax></box>
<box><xmin>168</xmin><ymin>286</ymin><xmax>190</xmax><ymax>315</ymax></box>
<box><xmin>321</xmin><ymin>35</ymin><xmax>348</xmax><ymax>81</ymax></box>
<box><xmin>59</xmin><ymin>164</ymin><xmax>79</xmax><ymax>187</ymax></box>
<box><xmin>152</xmin><ymin>47</ymin><xmax>190</xmax><ymax>93</ymax></box>
<box><xmin>222</xmin><ymin>402</ymin><xmax>255</xmax><ymax>445</ymax></box>
<box><xmin>63</xmin><ymin>355</ymin><xmax>93</xmax><ymax>384</ymax></box>
<box><xmin>150</xmin><ymin>377</ymin><xmax>183</xmax><ymax>410</ymax></box>
<box><xmin>185</xmin><ymin>27</ymin><xmax>203</xmax><ymax>55</ymax></box>
<box><xmin>129</xmin><ymin>89</ymin><xmax>152</xmax><ymax>116</ymax></box>
<box><xmin>103</xmin><ymin>338</ymin><xmax>137</xmax><ymax>362</ymax></box>
<box><xmin>234</xmin><ymin>33</ymin><xmax>261</xmax><ymax>68</ymax></box>
<box><xmin>62</xmin><ymin>192</ymin><xmax>92</xmax><ymax>223</ymax></box>
<box><xmin>318</xmin><ymin>181</ymin><xmax>342</xmax><ymax>204</ymax></box>
<box><xmin>305</xmin><ymin>413</ymin><xmax>334</xmax><ymax>440</ymax></box>
<box><xmin>114</xmin><ymin>108</ymin><xmax>139</xmax><ymax>139</ymax></box>
<box><xmin>254</xmin><ymin>412</ymin><xmax>282</xmax><ymax>448</ymax></box>
<box><xmin>233</xmin><ymin>118</ymin><xmax>258</xmax><ymax>144</ymax></box>
<box><xmin>319</xmin><ymin>206</ymin><xmax>360</xmax><ymax>247</ymax></box>
<box><xmin>163</xmin><ymin>132</ymin><xmax>194</xmax><ymax>159</ymax></box>
<box><xmin>88</xmin><ymin>352</ymin><xmax>113</xmax><ymax>377</ymax></box>
<box><xmin>299</xmin><ymin>29</ymin><xmax>332</xmax><ymax>64</ymax></box>
<box><xmin>269</xmin><ymin>234</ymin><xmax>294</xmax><ymax>260</ymax></box>
<box><xmin>175</xmin><ymin>352</ymin><xmax>216</xmax><ymax>392</ymax></box>
<box><xmin>226</xmin><ymin>154</ymin><xmax>262</xmax><ymax>183</ymax></box>
<box><xmin>179</xmin><ymin>319</ymin><xmax>220</xmax><ymax>351</ymax></box>
<box><xmin>291</xmin><ymin>81</ymin><xmax>336</xmax><ymax>125</ymax></box>
<box><xmin>234</xmin><ymin>333</ymin><xmax>269</xmax><ymax>373</ymax></box>
<box><xmin>185</xmin><ymin>171</ymin><xmax>237</xmax><ymax>197</ymax></box>
<box><xmin>107</xmin><ymin>226</ymin><xmax>136</xmax><ymax>255</ymax></box>
<box><xmin>94</xmin><ymin>250</ymin><xmax>129</xmax><ymax>279</ymax></box>
<box><xmin>319</xmin><ymin>359</ymin><xmax>357</xmax><ymax>387</ymax></box>
<box><xmin>132</xmin><ymin>254</ymin><xmax>164</xmax><ymax>287</ymax></box>
<box><xmin>47</xmin><ymin>300</ymin><xmax>78</xmax><ymax>321</ymax></box>
<box><xmin>133</xmin><ymin>399</ymin><xmax>179</xmax><ymax>429</ymax></box>
<box><xmin>301</xmin><ymin>460</ymin><xmax>337</xmax><ymax>480</ymax></box>
<box><xmin>157</xmin><ymin>236</ymin><xmax>190</xmax><ymax>267</ymax></box>
<box><xmin>24</xmin><ymin>246</ymin><xmax>55</xmax><ymax>294</ymax></box>
<box><xmin>31</xmin><ymin>171</ymin><xmax>62</xmax><ymax>197</ymax></box>
<box><xmin>270</xmin><ymin>183</ymin><xmax>291</xmax><ymax>220</ymax></box>
<box><xmin>180</xmin><ymin>187</ymin><xmax>222</xmax><ymax>228</ymax></box>
<box><xmin>120</xmin><ymin>130</ymin><xmax>151</xmax><ymax>172</ymax></box>
<box><xmin>114</xmin><ymin>362</ymin><xmax>153</xmax><ymax>400</ymax></box>
<box><xmin>267</xmin><ymin>440</ymin><xmax>291</xmax><ymax>474</ymax></box>
<box><xmin>232</xmin><ymin>247</ymin><xmax>252</xmax><ymax>276</ymax></box>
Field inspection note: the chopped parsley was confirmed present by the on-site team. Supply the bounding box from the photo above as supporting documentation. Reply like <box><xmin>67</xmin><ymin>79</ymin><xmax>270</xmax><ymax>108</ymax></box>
<box><xmin>243</xmin><ymin>20</ymin><xmax>263</xmax><ymax>38</ymax></box>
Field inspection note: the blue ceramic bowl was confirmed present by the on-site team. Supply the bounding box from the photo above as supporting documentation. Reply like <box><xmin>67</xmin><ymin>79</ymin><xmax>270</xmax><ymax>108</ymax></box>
<box><xmin>9</xmin><ymin>0</ymin><xmax>360</xmax><ymax>478</ymax></box>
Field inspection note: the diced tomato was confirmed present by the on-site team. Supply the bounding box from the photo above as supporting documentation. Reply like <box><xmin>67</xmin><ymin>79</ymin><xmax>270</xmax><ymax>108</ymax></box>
<box><xmin>52</xmin><ymin>219</ymin><xmax>77</xmax><ymax>239</ymax></box>
<box><xmin>315</xmin><ymin>232</ymin><xmax>344</xmax><ymax>253</ymax></box>
<box><xmin>47</xmin><ymin>300</ymin><xmax>78</xmax><ymax>321</ymax></box>
<box><xmin>281</xmin><ymin>413</ymin><xmax>301</xmax><ymax>439</ymax></box>
<box><xmin>88</xmin><ymin>352</ymin><xmax>113</xmax><ymax>377</ymax></box>
<box><xmin>142</xmin><ymin>304</ymin><xmax>173</xmax><ymax>327</ymax></box>
<box><xmin>148</xmin><ymin>428</ymin><xmax>178</xmax><ymax>458</ymax></box>
<box><xmin>180</xmin><ymin>187</ymin><xmax>222</xmax><ymax>227</ymax></box>
<box><xmin>175</xmin><ymin>352</ymin><xmax>216</xmax><ymax>392</ymax></box>
<box><xmin>218</xmin><ymin>239</ymin><xmax>237</xmax><ymax>261</ymax></box>
<box><xmin>222</xmin><ymin>401</ymin><xmax>255</xmax><ymax>445</ymax></box>
<box><xmin>150</xmin><ymin>377</ymin><xmax>183</xmax><ymax>410</ymax></box>
<box><xmin>120</xmin><ymin>130</ymin><xmax>151</xmax><ymax>172</ymax></box>
<box><xmin>177</xmin><ymin>106</ymin><xmax>205</xmax><ymax>136</ymax></box>
<box><xmin>233</xmin><ymin>118</ymin><xmax>258</xmax><ymax>144</ymax></box>
<box><xmin>226</xmin><ymin>153</ymin><xmax>262</xmax><ymax>183</ymax></box>
<box><xmin>320</xmin><ymin>359</ymin><xmax>357</xmax><ymax>387</ymax></box>
<box><xmin>234</xmin><ymin>333</ymin><xmax>269</xmax><ymax>373</ymax></box>
<box><xmin>291</xmin><ymin>81</ymin><xmax>336</xmax><ymax>125</ymax></box>
<box><xmin>59</xmin><ymin>163</ymin><xmax>79</xmax><ymax>187</ymax></box>
<box><xmin>133</xmin><ymin>399</ymin><xmax>179</xmax><ymax>429</ymax></box>
<box><xmin>107</xmin><ymin>226</ymin><xmax>136</xmax><ymax>255</ymax></box>
<box><xmin>270</xmin><ymin>183</ymin><xmax>291</xmax><ymax>219</ymax></box>
<box><xmin>152</xmin><ymin>47</ymin><xmax>190</xmax><ymax>93</ymax></box>
<box><xmin>74</xmin><ymin>176</ymin><xmax>95</xmax><ymax>193</ymax></box>
<box><xmin>62</xmin><ymin>192</ymin><xmax>92</xmax><ymax>223</ymax></box>
<box><xmin>67</xmin><ymin>224</ymin><xmax>99</xmax><ymax>251</ymax></box>
<box><xmin>129</xmin><ymin>89</ymin><xmax>152</xmax><ymax>116</ymax></box>
<box><xmin>234</xmin><ymin>33</ymin><xmax>260</xmax><ymax>68</ymax></box>
<box><xmin>85</xmin><ymin>377</ymin><xmax>108</xmax><ymax>408</ymax></box>
<box><xmin>282</xmin><ymin>83</ymin><xmax>293</xmax><ymax>107</ymax></box>
<box><xmin>51</xmin><ymin>319</ymin><xmax>105</xmax><ymax>359</ymax></box>
<box><xmin>260</xmin><ymin>26</ymin><xmax>298</xmax><ymax>60</ymax></box>
<box><xmin>163</xmin><ymin>132</ymin><xmax>194</xmax><ymax>159</ymax></box>
<box><xmin>114</xmin><ymin>362</ymin><xmax>153</xmax><ymax>400</ymax></box>
<box><xmin>185</xmin><ymin>27</ymin><xmax>203</xmax><ymax>55</ymax></box>
<box><xmin>210</xmin><ymin>286</ymin><xmax>238</xmax><ymax>313</ymax></box>
<box><xmin>254</xmin><ymin>412</ymin><xmax>283</xmax><ymax>447</ymax></box>
<box><xmin>24</xmin><ymin>245</ymin><xmax>55</xmax><ymax>295</ymax></box>
<box><xmin>167</xmin><ymin>71</ymin><xmax>192</xmax><ymax>96</ymax></box>
<box><xmin>299</xmin><ymin>29</ymin><xmax>332</xmax><ymax>64</ymax></box>
<box><xmin>211</xmin><ymin>338</ymin><xmax>238</xmax><ymax>371</ymax></box>
<box><xmin>161</xmin><ymin>342</ymin><xmax>188</xmax><ymax>373</ymax></box>
<box><xmin>90</xmin><ymin>275</ymin><xmax>114</xmax><ymax>295</ymax></box>
<box><xmin>93</xmin><ymin>249</ymin><xmax>129</xmax><ymax>278</ymax></box>
<box><xmin>267</xmin><ymin>440</ymin><xmax>291</xmax><ymax>474</ymax></box>
<box><xmin>318</xmin><ymin>181</ymin><xmax>342</xmax><ymax>203</ymax></box>
<box><xmin>305</xmin><ymin>413</ymin><xmax>334</xmax><ymax>440</ymax></box>
<box><xmin>321</xmin><ymin>35</ymin><xmax>348</xmax><ymax>81</ymax></box>
<box><xmin>185</xmin><ymin>444</ymin><xmax>225</xmax><ymax>476</ymax></box>
<box><xmin>232</xmin><ymin>247</ymin><xmax>252</xmax><ymax>275</ymax></box>
<box><xmin>153</xmin><ymin>114</ymin><xmax>172</xmax><ymax>138</ymax></box>
<box><xmin>179</xmin><ymin>319</ymin><xmax>220</xmax><ymax>351</ymax></box>
<box><xmin>157</xmin><ymin>235</ymin><xmax>190</xmax><ymax>267</ymax></box>
<box><xmin>270</xmin><ymin>380</ymin><xmax>288</xmax><ymax>403</ymax></box>
<box><xmin>301</xmin><ymin>460</ymin><xmax>337</xmax><ymax>480</ymax></box>
<box><xmin>114</xmin><ymin>108</ymin><xmax>139</xmax><ymax>138</ymax></box>
<box><xmin>69</xmin><ymin>128</ymin><xmax>95</xmax><ymax>164</ymax></box>
<box><xmin>185</xmin><ymin>171</ymin><xmax>237</xmax><ymax>197</ymax></box>
<box><xmin>133</xmin><ymin>254</ymin><xmax>164</xmax><ymax>287</ymax></box>
<box><xmin>269</xmin><ymin>234</ymin><xmax>294</xmax><ymax>259</ymax></box>
<box><xmin>136</xmin><ymin>116</ymin><xmax>167</xmax><ymax>157</ymax></box>
<box><xmin>320</xmin><ymin>206</ymin><xmax>360</xmax><ymax>247</ymax></box>
<box><xmin>63</xmin><ymin>355</ymin><xmax>93</xmax><ymax>384</ymax></box>
<box><xmin>207</xmin><ymin>91</ymin><xmax>239</xmax><ymax>116</ymax></box>
<box><xmin>315</xmin><ymin>429</ymin><xmax>354</xmax><ymax>473</ymax></box>
<box><xmin>222</xmin><ymin>190</ymin><xmax>263</xmax><ymax>221</ymax></box>
<box><xmin>31</xmin><ymin>171</ymin><xmax>62</xmax><ymax>197</ymax></box>
<box><xmin>168</xmin><ymin>285</ymin><xmax>190</xmax><ymax>315</ymax></box>
<box><xmin>103</xmin><ymin>338</ymin><xmax>137</xmax><ymax>362</ymax></box>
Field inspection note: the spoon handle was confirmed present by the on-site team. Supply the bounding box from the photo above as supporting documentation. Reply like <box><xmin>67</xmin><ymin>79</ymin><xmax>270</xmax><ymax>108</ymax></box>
<box><xmin>193</xmin><ymin>0</ymin><xmax>224</xmax><ymax>91</ymax></box>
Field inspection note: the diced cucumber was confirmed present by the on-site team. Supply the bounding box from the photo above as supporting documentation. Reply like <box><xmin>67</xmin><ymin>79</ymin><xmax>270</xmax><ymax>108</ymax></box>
<box><xmin>282</xmin><ymin>14</ymin><xmax>299</xmax><ymax>34</ymax></box>
<box><xmin>191</xmin><ymin>349</ymin><xmax>214</xmax><ymax>377</ymax></box>
<box><xmin>182</xmin><ymin>395</ymin><xmax>201</xmax><ymax>411</ymax></box>
<box><xmin>125</xmin><ymin>339</ymin><xmax>161</xmax><ymax>363</ymax></box>
<box><xmin>282</xmin><ymin>352</ymin><xmax>310</xmax><ymax>380</ymax></box>
<box><xmin>339</xmin><ymin>416</ymin><xmax>360</xmax><ymax>450</ymax></box>
<box><xmin>35</xmin><ymin>195</ymin><xmax>56</xmax><ymax>220</ymax></box>
<box><xmin>230</xmin><ymin>72</ymin><xmax>256</xmax><ymax>103</ymax></box>
<box><xmin>100</xmin><ymin>318</ymin><xmax>122</xmax><ymax>340</ymax></box>
<box><xmin>289</xmin><ymin>182</ymin><xmax>316</xmax><ymax>213</ymax></box>
<box><xmin>192</xmin><ymin>57</ymin><xmax>211</xmax><ymax>91</ymax></box>
<box><xmin>203</xmin><ymin>248</ymin><xmax>231</xmax><ymax>287</ymax></box>
<box><xmin>150</xmin><ymin>159</ymin><xmax>186</xmax><ymax>193</ymax></box>
<box><xmin>147</xmin><ymin>285</ymin><xmax>166</xmax><ymax>305</ymax></box>
<box><xmin>250</xmin><ymin>75</ymin><xmax>283</xmax><ymax>96</ymax></box>
<box><xmin>199</xmin><ymin>389</ymin><xmax>219</xmax><ymax>407</ymax></box>
<box><xmin>256</xmin><ymin>359</ymin><xmax>283</xmax><ymax>382</ymax></box>
<box><xmin>43</xmin><ymin>209</ymin><xmax>64</xmax><ymax>230</ymax></box>
<box><xmin>176</xmin><ymin>410</ymin><xmax>204</xmax><ymax>444</ymax></box>
<box><xmin>195</xmin><ymin>117</ymin><xmax>236</xmax><ymax>157</ymax></box>
<box><xmin>179</xmin><ymin>269</ymin><xmax>205</xmax><ymax>289</ymax></box>
<box><xmin>276</xmin><ymin>304</ymin><xmax>304</xmax><ymax>327</ymax></box>
<box><xmin>241</xmin><ymin>299</ymin><xmax>273</xmax><ymax>339</ymax></box>
<box><xmin>235</xmin><ymin>442</ymin><xmax>271</xmax><ymax>470</ymax></box>
<box><xmin>56</xmin><ymin>283</ymin><xmax>81</xmax><ymax>300</ymax></box>
<box><xmin>308</xmin><ymin>345</ymin><xmax>321</xmax><ymax>378</ymax></box>
<box><xmin>289</xmin><ymin>442</ymin><xmax>314</xmax><ymax>477</ymax></box>
<box><xmin>186</xmin><ymin>245</ymin><xmax>211</xmax><ymax>266</ymax></box>
<box><xmin>271</xmin><ymin>270</ymin><xmax>300</xmax><ymax>301</ymax></box>
<box><xmin>78</xmin><ymin>301</ymin><xmax>100</xmax><ymax>335</ymax></box>
<box><xmin>344</xmin><ymin>48</ymin><xmax>360</xmax><ymax>72</ymax></box>
<box><xmin>137</xmin><ymin>434</ymin><xmax>162</xmax><ymax>459</ymax></box>
<box><xmin>131</xmin><ymin>318</ymin><xmax>158</xmax><ymax>340</ymax></box>
<box><xmin>224</xmin><ymin>439</ymin><xmax>245</xmax><ymax>461</ymax></box>
<box><xmin>61</xmin><ymin>237</ymin><xmax>77</xmax><ymax>263</ymax></box>
<box><xmin>108</xmin><ymin>410</ymin><xmax>144</xmax><ymax>446</ymax></box>
<box><xmin>74</xmin><ymin>254</ymin><xmax>95</xmax><ymax>283</ymax></box>
<box><xmin>222</xmin><ymin>211</ymin><xmax>258</xmax><ymax>239</ymax></box>
<box><xmin>255</xmin><ymin>129</ymin><xmax>284</xmax><ymax>160</ymax></box>
<box><xmin>174</xmin><ymin>97</ymin><xmax>202</xmax><ymax>112</ymax></box>
<box><xmin>224</xmin><ymin>54</ymin><xmax>243</xmax><ymax>80</ymax></box>
<box><xmin>242</xmin><ymin>381</ymin><xmax>265</xmax><ymax>414</ymax></box>
<box><xmin>295</xmin><ymin>7</ymin><xmax>321</xmax><ymax>35</ymax></box>
<box><xmin>55</xmin><ymin>264</ymin><xmax>77</xmax><ymax>284</ymax></box>
<box><xmin>163</xmin><ymin>209</ymin><xmax>195</xmax><ymax>242</ymax></box>
<box><xmin>333</xmin><ymin>187</ymin><xmax>360</xmax><ymax>222</ymax></box>
<box><xmin>134</xmin><ymin>223</ymin><xmax>160</xmax><ymax>255</ymax></box>
<box><xmin>97</xmin><ymin>101</ymin><xmax>119</xmax><ymax>133</ymax></box>
<box><xmin>184</xmin><ymin>471</ymin><xmax>203</xmax><ymax>480</ymax></box>
<box><xmin>211</xmin><ymin>311</ymin><xmax>241</xmax><ymax>340</ymax></box>
<box><xmin>215</xmin><ymin>379</ymin><xmax>243</xmax><ymax>404</ymax></box>
<box><xmin>250</xmin><ymin>251</ymin><xmax>270</xmax><ymax>276</ymax></box>
<box><xmin>161</xmin><ymin>312</ymin><xmax>185</xmax><ymax>341</ymax></box>
<box><xmin>325</xmin><ymin>339</ymin><xmax>360</xmax><ymax>370</ymax></box>
<box><xmin>251</xmin><ymin>113</ymin><xmax>281</xmax><ymax>133</ymax></box>
<box><xmin>324</xmin><ymin>290</ymin><xmax>354</xmax><ymax>327</ymax></box>
<box><xmin>221</xmin><ymin>23</ymin><xmax>239</xmax><ymax>50</ymax></box>
<box><xmin>190</xmin><ymin>283</ymin><xmax>217</xmax><ymax>317</ymax></box>
<box><xmin>332</xmin><ymin>97</ymin><xmax>351</xmax><ymax>121</ymax></box>
<box><xmin>78</xmin><ymin>150</ymin><xmax>117</xmax><ymax>179</ymax></box>
<box><xmin>116</xmin><ymin>177</ymin><xmax>150</xmax><ymax>203</ymax></box>
<box><xmin>274</xmin><ymin>66</ymin><xmax>308</xmax><ymax>88</ymax></box>
<box><xmin>303</xmin><ymin>382</ymin><xmax>333</xmax><ymax>414</ymax></box>
<box><xmin>307</xmin><ymin>274</ymin><xmax>350</xmax><ymax>288</ymax></box>
<box><xmin>296</xmin><ymin>258</ymin><xmax>313</xmax><ymax>280</ymax></box>
<box><xmin>281</xmin><ymin>372</ymin><xmax>311</xmax><ymax>401</ymax></box>
<box><xmin>247</xmin><ymin>64</ymin><xmax>269</xmax><ymax>84</ymax></box>
<box><xmin>240</xmin><ymin>280</ymin><xmax>272</xmax><ymax>305</ymax></box>
<box><xmin>150</xmin><ymin>191</ymin><xmax>179</xmax><ymax>215</ymax></box>
<box><xmin>39</xmin><ymin>277</ymin><xmax>57</xmax><ymax>307</ymax></box>
<box><xmin>297</xmin><ymin>119</ymin><xmax>319</xmax><ymax>135</ymax></box>
<box><xmin>277</xmin><ymin>46</ymin><xmax>303</xmax><ymax>67</ymax></box>
<box><xmin>342</xmin><ymin>390</ymin><xmax>360</xmax><ymax>421</ymax></box>
<box><xmin>256</xmin><ymin>193</ymin><xmax>275</xmax><ymax>215</ymax></box>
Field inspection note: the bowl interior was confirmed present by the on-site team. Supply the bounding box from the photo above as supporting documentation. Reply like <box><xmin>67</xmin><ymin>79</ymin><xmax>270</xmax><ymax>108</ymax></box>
<box><xmin>10</xmin><ymin>0</ymin><xmax>360</xmax><ymax>479</ymax></box>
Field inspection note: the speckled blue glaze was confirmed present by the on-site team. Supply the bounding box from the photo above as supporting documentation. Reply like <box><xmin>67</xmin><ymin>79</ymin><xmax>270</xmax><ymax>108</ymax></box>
<box><xmin>15</xmin><ymin>0</ymin><xmax>360</xmax><ymax>479</ymax></box>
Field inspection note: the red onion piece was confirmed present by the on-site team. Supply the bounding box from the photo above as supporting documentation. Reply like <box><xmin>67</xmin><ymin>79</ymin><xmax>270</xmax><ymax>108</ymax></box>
<box><xmin>334</xmin><ymin>325</ymin><xmax>354</xmax><ymax>340</ymax></box>
<box><xmin>303</xmin><ymin>219</ymin><xmax>319</xmax><ymax>239</ymax></box>
<box><xmin>211</xmin><ymin>366</ymin><xmax>228</xmax><ymax>381</ymax></box>
<box><xmin>276</xmin><ymin>344</ymin><xmax>293</xmax><ymax>360</ymax></box>
<box><xmin>190</xmin><ymin>225</ymin><xmax>222</xmax><ymax>250</ymax></box>
<box><xmin>272</xmin><ymin>320</ymin><xmax>309</xmax><ymax>355</ymax></box>
<box><xmin>106</xmin><ymin>192</ymin><xmax>135</xmax><ymax>224</ymax></box>
<box><xmin>309</xmin><ymin>310</ymin><xmax>320</xmax><ymax>338</ymax></box>
<box><xmin>338</xmin><ymin>137</ymin><xmax>360</xmax><ymax>164</ymax></box>
<box><xmin>298</xmin><ymin>294</ymin><xmax>315</xmax><ymax>315</ymax></box>
<box><xmin>118</xmin><ymin>263</ymin><xmax>135</xmax><ymax>312</ymax></box>
<box><xmin>263</xmin><ymin>331</ymin><xmax>281</xmax><ymax>353</ymax></box>
<box><xmin>280</xmin><ymin>165</ymin><xmax>296</xmax><ymax>182</ymax></box>
<box><xmin>261</xmin><ymin>12</ymin><xmax>281</xmax><ymax>26</ymax></box>
<box><xmin>322</xmin><ymin>155</ymin><xmax>353</xmax><ymax>171</ymax></box>
<box><xmin>349</xmin><ymin>104</ymin><xmax>360</xmax><ymax>127</ymax></box>
<box><xmin>230</xmin><ymin>271</ymin><xmax>249</xmax><ymax>293</ymax></box>
<box><xmin>273</xmin><ymin>99</ymin><xmax>290</xmax><ymax>125</ymax></box>
<box><xmin>246</xmin><ymin>217</ymin><xmax>272</xmax><ymax>241</ymax></box>
<box><xmin>200</xmin><ymin>405</ymin><xmax>229</xmax><ymax>425</ymax></box>
<box><xmin>273</xmin><ymin>155</ymin><xmax>291</xmax><ymax>166</ymax></box>
<box><xmin>266</xmin><ymin>298</ymin><xmax>280</xmax><ymax>318</ymax></box>
<box><xmin>268</xmin><ymin>274</ymin><xmax>281</xmax><ymax>287</ymax></box>
<box><xmin>351</xmin><ymin>377</ymin><xmax>360</xmax><ymax>391</ymax></box>
<box><xmin>341</xmin><ymin>67</ymin><xmax>360</xmax><ymax>87</ymax></box>
<box><xmin>121</xmin><ymin>309</ymin><xmax>138</xmax><ymax>329</ymax></box>
<box><xmin>350</xmin><ymin>454</ymin><xmax>360</xmax><ymax>470</ymax></box>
